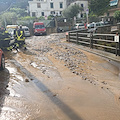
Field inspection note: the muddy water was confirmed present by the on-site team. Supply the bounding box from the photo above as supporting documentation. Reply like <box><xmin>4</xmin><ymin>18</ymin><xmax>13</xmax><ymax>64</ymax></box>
<box><xmin>0</xmin><ymin>34</ymin><xmax>120</xmax><ymax>120</ymax></box>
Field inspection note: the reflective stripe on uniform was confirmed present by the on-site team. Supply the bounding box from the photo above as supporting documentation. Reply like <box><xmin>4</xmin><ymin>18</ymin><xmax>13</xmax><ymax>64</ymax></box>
<box><xmin>16</xmin><ymin>31</ymin><xmax>25</xmax><ymax>41</ymax></box>
<box><xmin>4</xmin><ymin>38</ymin><xmax>10</xmax><ymax>40</ymax></box>
<box><xmin>15</xmin><ymin>43</ymin><xmax>19</xmax><ymax>47</ymax></box>
<box><xmin>5</xmin><ymin>31</ymin><xmax>8</xmax><ymax>33</ymax></box>
<box><xmin>7</xmin><ymin>47</ymin><xmax>10</xmax><ymax>50</ymax></box>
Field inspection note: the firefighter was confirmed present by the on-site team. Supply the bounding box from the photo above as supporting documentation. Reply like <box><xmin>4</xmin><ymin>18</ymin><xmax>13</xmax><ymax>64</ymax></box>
<box><xmin>3</xmin><ymin>29</ymin><xmax>13</xmax><ymax>51</ymax></box>
<box><xmin>0</xmin><ymin>27</ymin><xmax>12</xmax><ymax>51</ymax></box>
<box><xmin>14</xmin><ymin>25</ymin><xmax>27</xmax><ymax>50</ymax></box>
<box><xmin>13</xmin><ymin>26</ymin><xmax>19</xmax><ymax>50</ymax></box>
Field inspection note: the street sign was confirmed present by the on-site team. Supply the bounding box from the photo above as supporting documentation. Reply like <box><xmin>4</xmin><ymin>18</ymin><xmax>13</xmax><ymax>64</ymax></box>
<box><xmin>64</xmin><ymin>19</ymin><xmax>66</xmax><ymax>22</ymax></box>
<box><xmin>114</xmin><ymin>35</ymin><xmax>119</xmax><ymax>42</ymax></box>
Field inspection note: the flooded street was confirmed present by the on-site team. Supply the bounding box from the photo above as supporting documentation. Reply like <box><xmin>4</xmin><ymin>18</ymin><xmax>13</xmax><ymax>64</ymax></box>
<box><xmin>0</xmin><ymin>33</ymin><xmax>120</xmax><ymax>120</ymax></box>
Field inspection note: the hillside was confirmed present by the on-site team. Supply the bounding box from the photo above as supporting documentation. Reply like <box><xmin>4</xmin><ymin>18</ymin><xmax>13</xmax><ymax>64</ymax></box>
<box><xmin>0</xmin><ymin>0</ymin><xmax>28</xmax><ymax>13</ymax></box>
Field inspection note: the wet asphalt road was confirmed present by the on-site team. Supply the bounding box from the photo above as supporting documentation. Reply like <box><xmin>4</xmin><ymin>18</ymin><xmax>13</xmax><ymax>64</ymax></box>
<box><xmin>0</xmin><ymin>33</ymin><xmax>120</xmax><ymax>120</ymax></box>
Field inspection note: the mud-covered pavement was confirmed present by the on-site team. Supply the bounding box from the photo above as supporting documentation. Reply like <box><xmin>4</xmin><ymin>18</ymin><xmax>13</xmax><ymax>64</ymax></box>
<box><xmin>0</xmin><ymin>33</ymin><xmax>120</xmax><ymax>120</ymax></box>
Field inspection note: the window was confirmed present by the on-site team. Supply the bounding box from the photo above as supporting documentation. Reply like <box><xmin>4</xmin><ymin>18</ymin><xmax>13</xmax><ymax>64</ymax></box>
<box><xmin>60</xmin><ymin>2</ymin><xmax>63</xmax><ymax>8</ymax></box>
<box><xmin>32</xmin><ymin>12</ymin><xmax>36</xmax><ymax>17</ymax></box>
<box><xmin>50</xmin><ymin>2</ymin><xmax>54</xmax><ymax>8</ymax></box>
<box><xmin>59</xmin><ymin>11</ymin><xmax>62</xmax><ymax>15</ymax></box>
<box><xmin>37</xmin><ymin>3</ymin><xmax>41</xmax><ymax>8</ymax></box>
<box><xmin>42</xmin><ymin>12</ymin><xmax>44</xmax><ymax>16</ymax></box>
<box><xmin>107</xmin><ymin>13</ymin><xmax>109</xmax><ymax>17</ymax></box>
<box><xmin>81</xmin><ymin>13</ymin><xmax>83</xmax><ymax>18</ymax></box>
<box><xmin>81</xmin><ymin>4</ymin><xmax>83</xmax><ymax>7</ymax></box>
<box><xmin>35</xmin><ymin>25</ymin><xmax>45</xmax><ymax>29</ymax></box>
<box><xmin>37</xmin><ymin>0</ymin><xmax>44</xmax><ymax>1</ymax></box>
<box><xmin>51</xmin><ymin>11</ymin><xmax>55</xmax><ymax>15</ymax></box>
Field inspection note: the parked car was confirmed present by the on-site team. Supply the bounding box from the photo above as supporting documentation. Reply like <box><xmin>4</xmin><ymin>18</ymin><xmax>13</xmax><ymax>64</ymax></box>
<box><xmin>74</xmin><ymin>23</ymin><xmax>85</xmax><ymax>30</ymax></box>
<box><xmin>87</xmin><ymin>22</ymin><xmax>100</xmax><ymax>29</ymax></box>
<box><xmin>33</xmin><ymin>22</ymin><xmax>46</xmax><ymax>35</ymax></box>
<box><xmin>87</xmin><ymin>21</ymin><xmax>107</xmax><ymax>29</ymax></box>
<box><xmin>22</xmin><ymin>26</ymin><xmax>31</xmax><ymax>37</ymax></box>
<box><xmin>0</xmin><ymin>49</ymin><xmax>5</xmax><ymax>70</ymax></box>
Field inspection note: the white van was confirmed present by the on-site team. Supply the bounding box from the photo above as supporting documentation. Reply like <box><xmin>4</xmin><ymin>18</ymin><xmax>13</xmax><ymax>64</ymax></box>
<box><xmin>6</xmin><ymin>25</ymin><xmax>18</xmax><ymax>39</ymax></box>
<box><xmin>22</xmin><ymin>26</ymin><xmax>30</xmax><ymax>37</ymax></box>
<box><xmin>74</xmin><ymin>23</ymin><xmax>85</xmax><ymax>30</ymax></box>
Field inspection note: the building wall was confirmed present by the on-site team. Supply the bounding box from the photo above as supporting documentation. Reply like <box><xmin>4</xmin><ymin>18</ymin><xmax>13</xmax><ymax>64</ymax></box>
<box><xmin>108</xmin><ymin>0</ymin><xmax>120</xmax><ymax>16</ymax></box>
<box><xmin>28</xmin><ymin>0</ymin><xmax>67</xmax><ymax>17</ymax></box>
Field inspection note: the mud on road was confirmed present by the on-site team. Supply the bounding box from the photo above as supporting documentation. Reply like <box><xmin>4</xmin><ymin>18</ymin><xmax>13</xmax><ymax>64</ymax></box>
<box><xmin>0</xmin><ymin>33</ymin><xmax>120</xmax><ymax>120</ymax></box>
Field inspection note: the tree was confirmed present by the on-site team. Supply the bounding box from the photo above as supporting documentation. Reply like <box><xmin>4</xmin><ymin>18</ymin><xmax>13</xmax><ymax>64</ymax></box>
<box><xmin>62</xmin><ymin>4</ymin><xmax>82</xmax><ymax>19</ymax></box>
<box><xmin>89</xmin><ymin>0</ymin><xmax>110</xmax><ymax>16</ymax></box>
<box><xmin>0</xmin><ymin>12</ymin><xmax>17</xmax><ymax>26</ymax></box>
<box><xmin>10</xmin><ymin>8</ymin><xmax>27</xmax><ymax>17</ymax></box>
<box><xmin>114</xmin><ymin>11</ymin><xmax>120</xmax><ymax>22</ymax></box>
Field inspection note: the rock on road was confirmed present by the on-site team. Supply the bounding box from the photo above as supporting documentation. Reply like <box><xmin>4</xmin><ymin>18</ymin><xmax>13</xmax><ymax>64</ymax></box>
<box><xmin>0</xmin><ymin>33</ymin><xmax>120</xmax><ymax>120</ymax></box>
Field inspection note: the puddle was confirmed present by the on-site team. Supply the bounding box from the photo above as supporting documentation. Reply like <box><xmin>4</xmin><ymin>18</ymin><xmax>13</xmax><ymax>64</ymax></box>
<box><xmin>2</xmin><ymin>107</ymin><xmax>16</xmax><ymax>112</ymax></box>
<box><xmin>7</xmin><ymin>87</ymin><xmax>21</xmax><ymax>97</ymax></box>
<box><xmin>7</xmin><ymin>67</ymin><xmax>24</xmax><ymax>81</ymax></box>
<box><xmin>6</xmin><ymin>67</ymin><xmax>17</xmax><ymax>74</ymax></box>
<box><xmin>108</xmin><ymin>60</ymin><xmax>120</xmax><ymax>79</ymax></box>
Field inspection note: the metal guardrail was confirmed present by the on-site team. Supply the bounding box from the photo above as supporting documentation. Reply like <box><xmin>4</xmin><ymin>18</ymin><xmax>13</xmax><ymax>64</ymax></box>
<box><xmin>66</xmin><ymin>31</ymin><xmax>120</xmax><ymax>56</ymax></box>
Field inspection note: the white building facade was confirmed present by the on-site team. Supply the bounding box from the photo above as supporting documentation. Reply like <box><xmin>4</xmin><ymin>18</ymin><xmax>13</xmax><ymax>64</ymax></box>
<box><xmin>28</xmin><ymin>0</ymin><xmax>67</xmax><ymax>18</ymax></box>
<box><xmin>28</xmin><ymin>0</ymin><xmax>88</xmax><ymax>18</ymax></box>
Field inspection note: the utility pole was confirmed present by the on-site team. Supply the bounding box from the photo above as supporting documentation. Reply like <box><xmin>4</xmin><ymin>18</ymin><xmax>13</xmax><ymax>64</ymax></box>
<box><xmin>55</xmin><ymin>16</ymin><xmax>58</xmax><ymax>33</ymax></box>
<box><xmin>3</xmin><ymin>17</ymin><xmax>7</xmax><ymax>28</ymax></box>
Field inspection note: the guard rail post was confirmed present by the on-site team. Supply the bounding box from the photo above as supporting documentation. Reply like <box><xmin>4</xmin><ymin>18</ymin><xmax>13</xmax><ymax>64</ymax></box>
<box><xmin>76</xmin><ymin>31</ymin><xmax>78</xmax><ymax>44</ymax></box>
<box><xmin>115</xmin><ymin>42</ymin><xmax>118</xmax><ymax>56</ymax></box>
<box><xmin>68</xmin><ymin>32</ymin><xmax>70</xmax><ymax>42</ymax></box>
<box><xmin>90</xmin><ymin>32</ymin><xmax>93</xmax><ymax>49</ymax></box>
<box><xmin>115</xmin><ymin>33</ymin><xmax>120</xmax><ymax>56</ymax></box>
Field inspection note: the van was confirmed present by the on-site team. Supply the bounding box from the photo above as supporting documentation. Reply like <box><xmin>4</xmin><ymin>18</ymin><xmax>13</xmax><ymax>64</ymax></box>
<box><xmin>6</xmin><ymin>25</ymin><xmax>18</xmax><ymax>39</ymax></box>
<box><xmin>33</xmin><ymin>22</ymin><xmax>46</xmax><ymax>35</ymax></box>
<box><xmin>22</xmin><ymin>26</ymin><xmax>30</xmax><ymax>37</ymax></box>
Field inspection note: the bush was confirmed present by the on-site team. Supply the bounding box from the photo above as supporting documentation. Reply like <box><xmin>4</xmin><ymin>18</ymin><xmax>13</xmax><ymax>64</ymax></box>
<box><xmin>114</xmin><ymin>10</ymin><xmax>120</xmax><ymax>22</ymax></box>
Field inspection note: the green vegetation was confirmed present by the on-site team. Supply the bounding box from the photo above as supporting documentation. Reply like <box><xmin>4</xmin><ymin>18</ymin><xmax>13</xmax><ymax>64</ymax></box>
<box><xmin>0</xmin><ymin>0</ymin><xmax>29</xmax><ymax>27</ymax></box>
<box><xmin>10</xmin><ymin>8</ymin><xmax>27</xmax><ymax>17</ymax></box>
<box><xmin>114</xmin><ymin>10</ymin><xmax>120</xmax><ymax>22</ymax></box>
<box><xmin>89</xmin><ymin>0</ymin><xmax>110</xmax><ymax>16</ymax></box>
<box><xmin>62</xmin><ymin>4</ymin><xmax>83</xmax><ymax>19</ymax></box>
<box><xmin>0</xmin><ymin>12</ymin><xmax>16</xmax><ymax>26</ymax></box>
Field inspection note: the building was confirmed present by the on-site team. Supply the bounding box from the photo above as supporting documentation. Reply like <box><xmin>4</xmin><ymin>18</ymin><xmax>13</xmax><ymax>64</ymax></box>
<box><xmin>108</xmin><ymin>0</ymin><xmax>120</xmax><ymax>16</ymax></box>
<box><xmin>28</xmin><ymin>0</ymin><xmax>67</xmax><ymax>18</ymax></box>
<box><xmin>28</xmin><ymin>0</ymin><xmax>88</xmax><ymax>18</ymax></box>
<box><xmin>101</xmin><ymin>0</ymin><xmax>120</xmax><ymax>24</ymax></box>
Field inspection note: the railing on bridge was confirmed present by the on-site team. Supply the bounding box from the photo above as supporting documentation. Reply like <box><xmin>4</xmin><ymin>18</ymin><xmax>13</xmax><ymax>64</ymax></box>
<box><xmin>66</xmin><ymin>30</ymin><xmax>120</xmax><ymax>56</ymax></box>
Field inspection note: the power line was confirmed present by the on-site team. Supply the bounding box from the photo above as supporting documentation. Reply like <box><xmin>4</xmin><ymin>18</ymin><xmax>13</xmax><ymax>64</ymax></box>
<box><xmin>0</xmin><ymin>2</ymin><xmax>15</xmax><ymax>15</ymax></box>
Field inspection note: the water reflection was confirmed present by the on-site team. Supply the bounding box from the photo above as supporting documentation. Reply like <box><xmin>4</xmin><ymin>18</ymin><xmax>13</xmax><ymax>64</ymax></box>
<box><xmin>0</xmin><ymin>69</ymin><xmax>10</xmax><ymax>114</ymax></box>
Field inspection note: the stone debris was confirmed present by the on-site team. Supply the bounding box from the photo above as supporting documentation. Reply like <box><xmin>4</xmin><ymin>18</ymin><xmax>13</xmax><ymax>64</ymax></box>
<box><xmin>25</xmin><ymin>79</ymin><xmax>29</xmax><ymax>82</ymax></box>
<box><xmin>26</xmin><ymin>33</ymin><xmax>97</xmax><ymax>85</ymax></box>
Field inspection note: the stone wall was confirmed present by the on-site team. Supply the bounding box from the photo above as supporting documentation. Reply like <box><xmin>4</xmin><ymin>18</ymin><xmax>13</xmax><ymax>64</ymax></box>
<box><xmin>96</xmin><ymin>25</ymin><xmax>111</xmax><ymax>34</ymax></box>
<box><xmin>46</xmin><ymin>27</ymin><xmax>56</xmax><ymax>35</ymax></box>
